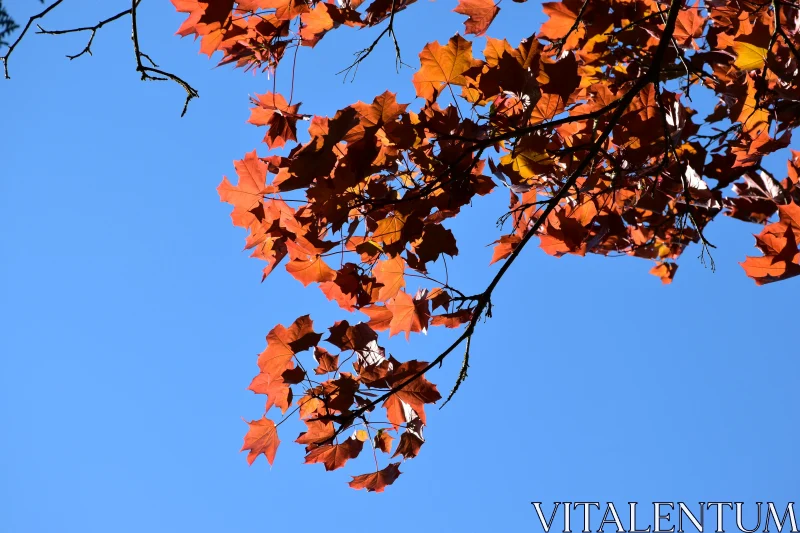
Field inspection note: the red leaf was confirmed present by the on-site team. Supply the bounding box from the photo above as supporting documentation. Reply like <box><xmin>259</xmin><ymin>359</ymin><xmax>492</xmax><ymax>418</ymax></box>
<box><xmin>304</xmin><ymin>435</ymin><xmax>364</xmax><ymax>471</ymax></box>
<box><xmin>430</xmin><ymin>309</ymin><xmax>473</xmax><ymax>328</ymax></box>
<box><xmin>392</xmin><ymin>431</ymin><xmax>424</xmax><ymax>459</ymax></box>
<box><xmin>374</xmin><ymin>431</ymin><xmax>394</xmax><ymax>453</ymax></box>
<box><xmin>453</xmin><ymin>0</ymin><xmax>500</xmax><ymax>36</ymax></box>
<box><xmin>348</xmin><ymin>463</ymin><xmax>402</xmax><ymax>492</ymax></box>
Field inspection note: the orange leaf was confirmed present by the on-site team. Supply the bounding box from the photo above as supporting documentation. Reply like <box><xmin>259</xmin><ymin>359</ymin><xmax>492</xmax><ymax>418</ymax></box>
<box><xmin>248</xmin><ymin>92</ymin><xmax>302</xmax><ymax>149</ymax></box>
<box><xmin>361</xmin><ymin>305</ymin><xmax>394</xmax><ymax>331</ymax></box>
<box><xmin>373</xmin><ymin>255</ymin><xmax>406</xmax><ymax>300</ymax></box>
<box><xmin>386</xmin><ymin>291</ymin><xmax>430</xmax><ymax>339</ymax></box>
<box><xmin>296</xmin><ymin>420</ymin><xmax>335</xmax><ymax>448</ymax></box>
<box><xmin>312</xmin><ymin>346</ymin><xmax>340</xmax><ymax>375</ymax></box>
<box><xmin>649</xmin><ymin>262</ymin><xmax>678</xmax><ymax>285</ymax></box>
<box><xmin>352</xmin><ymin>91</ymin><xmax>408</xmax><ymax>127</ymax></box>
<box><xmin>412</xmin><ymin>34</ymin><xmax>481</xmax><ymax>102</ymax></box>
<box><xmin>490</xmin><ymin>234</ymin><xmax>521</xmax><ymax>264</ymax></box>
<box><xmin>539</xmin><ymin>1</ymin><xmax>580</xmax><ymax>41</ymax></box>
<box><xmin>217</xmin><ymin>150</ymin><xmax>268</xmax><ymax>213</ymax></box>
<box><xmin>241</xmin><ymin>417</ymin><xmax>280</xmax><ymax>466</ymax></box>
<box><xmin>248</xmin><ymin>370</ymin><xmax>293</xmax><ymax>413</ymax></box>
<box><xmin>286</xmin><ymin>256</ymin><xmax>337</xmax><ymax>286</ymax></box>
<box><xmin>257</xmin><ymin>316</ymin><xmax>321</xmax><ymax>376</ymax></box>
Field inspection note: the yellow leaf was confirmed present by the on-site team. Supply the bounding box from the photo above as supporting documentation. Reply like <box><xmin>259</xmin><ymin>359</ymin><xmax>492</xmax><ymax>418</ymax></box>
<box><xmin>733</xmin><ymin>41</ymin><xmax>768</xmax><ymax>71</ymax></box>
<box><xmin>355</xmin><ymin>429</ymin><xmax>369</xmax><ymax>441</ymax></box>
<box><xmin>500</xmin><ymin>150</ymin><xmax>549</xmax><ymax>180</ymax></box>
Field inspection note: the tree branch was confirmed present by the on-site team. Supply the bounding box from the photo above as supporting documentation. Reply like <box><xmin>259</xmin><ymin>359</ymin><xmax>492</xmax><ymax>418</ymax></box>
<box><xmin>130</xmin><ymin>0</ymin><xmax>198</xmax><ymax>116</ymax></box>
<box><xmin>1</xmin><ymin>0</ymin><xmax>64</xmax><ymax>79</ymax></box>
<box><xmin>36</xmin><ymin>1</ymin><xmax>140</xmax><ymax>60</ymax></box>
<box><xmin>322</xmin><ymin>0</ymin><xmax>688</xmax><ymax>441</ymax></box>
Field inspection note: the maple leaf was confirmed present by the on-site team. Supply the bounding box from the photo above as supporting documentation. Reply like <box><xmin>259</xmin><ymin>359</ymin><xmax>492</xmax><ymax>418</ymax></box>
<box><xmin>392</xmin><ymin>431</ymin><xmax>424</xmax><ymax>459</ymax></box>
<box><xmin>257</xmin><ymin>316</ymin><xmax>321</xmax><ymax>376</ymax></box>
<box><xmin>326</xmin><ymin>321</ymin><xmax>378</xmax><ymax>352</ymax></box>
<box><xmin>248</xmin><ymin>370</ymin><xmax>293</xmax><ymax>413</ymax></box>
<box><xmin>490</xmin><ymin>235</ymin><xmax>522</xmax><ymax>264</ymax></box>
<box><xmin>373</xmin><ymin>255</ymin><xmax>406</xmax><ymax>300</ymax></box>
<box><xmin>374</xmin><ymin>430</ymin><xmax>394</xmax><ymax>453</ymax></box>
<box><xmin>352</xmin><ymin>91</ymin><xmax>408</xmax><ymax>127</ymax></box>
<box><xmin>241</xmin><ymin>417</ymin><xmax>280</xmax><ymax>466</ymax></box>
<box><xmin>649</xmin><ymin>262</ymin><xmax>679</xmax><ymax>285</ymax></box>
<box><xmin>348</xmin><ymin>463</ymin><xmax>402</xmax><ymax>492</ymax></box>
<box><xmin>304</xmin><ymin>435</ymin><xmax>364</xmax><ymax>471</ymax></box>
<box><xmin>217</xmin><ymin>150</ymin><xmax>268</xmax><ymax>213</ymax></box>
<box><xmin>733</xmin><ymin>41</ymin><xmax>769</xmax><ymax>71</ymax></box>
<box><xmin>539</xmin><ymin>1</ymin><xmax>581</xmax><ymax>41</ymax></box>
<box><xmin>249</xmin><ymin>92</ymin><xmax>303</xmax><ymax>149</ymax></box>
<box><xmin>286</xmin><ymin>256</ymin><xmax>337</xmax><ymax>286</ymax></box>
<box><xmin>361</xmin><ymin>305</ymin><xmax>394</xmax><ymax>331</ymax></box>
<box><xmin>386</xmin><ymin>291</ymin><xmax>430</xmax><ymax>339</ymax></box>
<box><xmin>240</xmin><ymin>0</ymin><xmax>309</xmax><ymax>20</ymax></box>
<box><xmin>312</xmin><ymin>346</ymin><xmax>340</xmax><ymax>374</ymax></box>
<box><xmin>430</xmin><ymin>309</ymin><xmax>473</xmax><ymax>328</ymax></box>
<box><xmin>453</xmin><ymin>0</ymin><xmax>500</xmax><ymax>36</ymax></box>
<box><xmin>412</xmin><ymin>34</ymin><xmax>481</xmax><ymax>102</ymax></box>
<box><xmin>740</xmin><ymin>253</ymin><xmax>800</xmax><ymax>284</ymax></box>
<box><xmin>296</xmin><ymin>419</ymin><xmax>336</xmax><ymax>448</ymax></box>
<box><xmin>318</xmin><ymin>373</ymin><xmax>360</xmax><ymax>412</ymax></box>
<box><xmin>674</xmin><ymin>4</ymin><xmax>705</xmax><ymax>49</ymax></box>
<box><xmin>373</xmin><ymin>212</ymin><xmax>407</xmax><ymax>246</ymax></box>
<box><xmin>386</xmin><ymin>360</ymin><xmax>441</xmax><ymax>424</ymax></box>
<box><xmin>741</xmin><ymin>203</ymin><xmax>800</xmax><ymax>284</ymax></box>
<box><xmin>172</xmin><ymin>0</ymin><xmax>235</xmax><ymax>56</ymax></box>
<box><xmin>298</xmin><ymin>3</ymin><xmax>352</xmax><ymax>47</ymax></box>
<box><xmin>539</xmin><ymin>52</ymin><xmax>580</xmax><ymax>103</ymax></box>
<box><xmin>383</xmin><ymin>395</ymin><xmax>413</xmax><ymax>428</ymax></box>
<box><xmin>413</xmin><ymin>225</ymin><xmax>458</xmax><ymax>264</ymax></box>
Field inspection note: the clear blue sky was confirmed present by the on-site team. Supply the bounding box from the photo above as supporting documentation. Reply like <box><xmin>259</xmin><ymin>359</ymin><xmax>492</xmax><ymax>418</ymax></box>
<box><xmin>2</xmin><ymin>2</ymin><xmax>798</xmax><ymax>532</ymax></box>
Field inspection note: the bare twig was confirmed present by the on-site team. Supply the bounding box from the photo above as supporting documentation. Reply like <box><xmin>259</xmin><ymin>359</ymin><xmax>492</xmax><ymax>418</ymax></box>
<box><xmin>130</xmin><ymin>0</ymin><xmax>198</xmax><ymax>116</ymax></box>
<box><xmin>36</xmin><ymin>1</ymin><xmax>141</xmax><ymax>60</ymax></box>
<box><xmin>1</xmin><ymin>0</ymin><xmax>65</xmax><ymax>78</ymax></box>
<box><xmin>337</xmin><ymin>0</ymin><xmax>407</xmax><ymax>81</ymax></box>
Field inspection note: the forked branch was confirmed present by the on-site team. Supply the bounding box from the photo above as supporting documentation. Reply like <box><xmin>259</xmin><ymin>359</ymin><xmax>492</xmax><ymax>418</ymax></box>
<box><xmin>1</xmin><ymin>0</ymin><xmax>64</xmax><ymax>79</ymax></box>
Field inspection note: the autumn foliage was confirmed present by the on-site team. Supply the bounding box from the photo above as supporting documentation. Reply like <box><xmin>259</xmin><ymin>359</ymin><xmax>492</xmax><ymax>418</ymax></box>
<box><xmin>166</xmin><ymin>0</ymin><xmax>800</xmax><ymax>491</ymax></box>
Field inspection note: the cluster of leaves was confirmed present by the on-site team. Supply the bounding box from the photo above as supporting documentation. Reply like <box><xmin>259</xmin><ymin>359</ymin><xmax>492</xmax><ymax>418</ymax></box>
<box><xmin>173</xmin><ymin>0</ymin><xmax>800</xmax><ymax>490</ymax></box>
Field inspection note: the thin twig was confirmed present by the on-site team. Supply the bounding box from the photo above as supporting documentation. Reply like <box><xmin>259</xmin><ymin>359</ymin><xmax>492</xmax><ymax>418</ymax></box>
<box><xmin>36</xmin><ymin>1</ymin><xmax>141</xmax><ymax>60</ymax></box>
<box><xmin>130</xmin><ymin>0</ymin><xmax>198</xmax><ymax>116</ymax></box>
<box><xmin>337</xmin><ymin>0</ymin><xmax>407</xmax><ymax>81</ymax></box>
<box><xmin>1</xmin><ymin>0</ymin><xmax>65</xmax><ymax>78</ymax></box>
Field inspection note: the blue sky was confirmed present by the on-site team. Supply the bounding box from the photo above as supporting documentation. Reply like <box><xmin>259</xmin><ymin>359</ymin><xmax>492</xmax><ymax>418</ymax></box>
<box><xmin>1</xmin><ymin>1</ymin><xmax>799</xmax><ymax>532</ymax></box>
